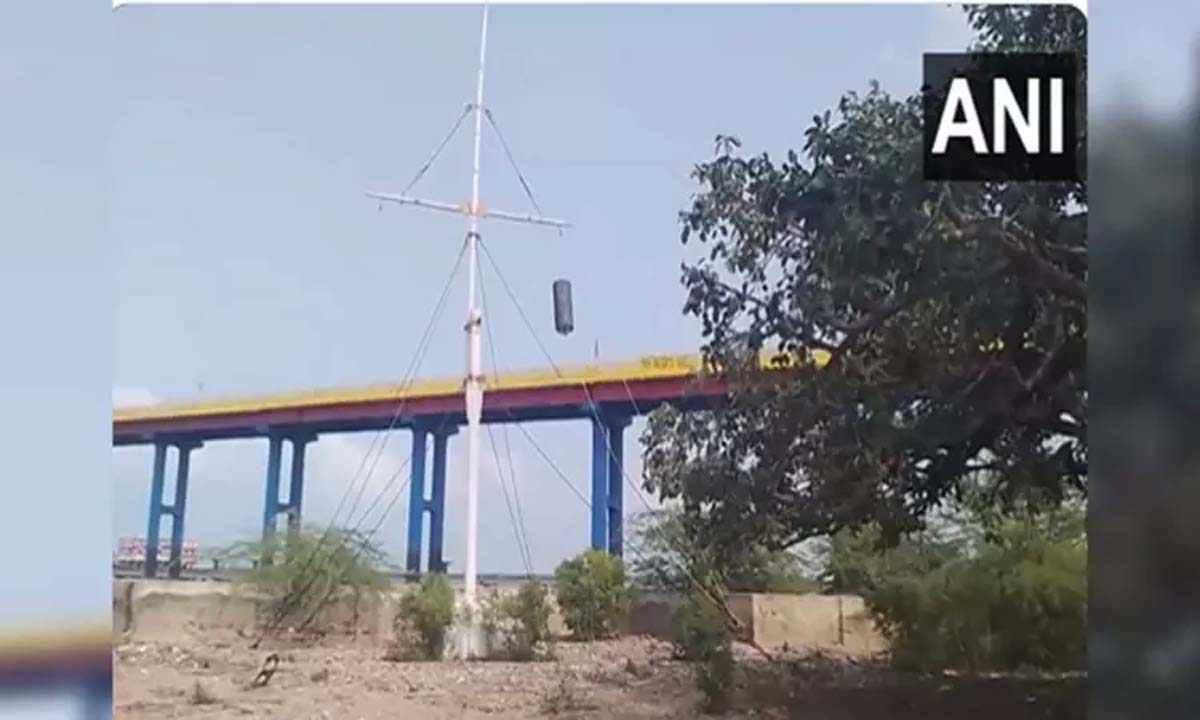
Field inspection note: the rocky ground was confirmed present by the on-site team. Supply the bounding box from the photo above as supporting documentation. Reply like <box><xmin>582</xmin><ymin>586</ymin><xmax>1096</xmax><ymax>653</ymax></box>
<box><xmin>114</xmin><ymin>632</ymin><xmax>1085</xmax><ymax>719</ymax></box>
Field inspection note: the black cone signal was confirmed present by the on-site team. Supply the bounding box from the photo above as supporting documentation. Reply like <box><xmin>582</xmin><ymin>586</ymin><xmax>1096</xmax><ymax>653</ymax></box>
<box><xmin>553</xmin><ymin>279</ymin><xmax>574</xmax><ymax>336</ymax></box>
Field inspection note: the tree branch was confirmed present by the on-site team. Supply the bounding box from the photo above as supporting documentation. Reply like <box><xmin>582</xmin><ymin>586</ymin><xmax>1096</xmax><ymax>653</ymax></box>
<box><xmin>968</xmin><ymin>221</ymin><xmax>1087</xmax><ymax>303</ymax></box>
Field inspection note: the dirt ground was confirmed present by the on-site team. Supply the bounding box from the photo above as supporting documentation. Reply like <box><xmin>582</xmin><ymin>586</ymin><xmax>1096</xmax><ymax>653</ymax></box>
<box><xmin>113</xmin><ymin>632</ymin><xmax>1085</xmax><ymax>720</ymax></box>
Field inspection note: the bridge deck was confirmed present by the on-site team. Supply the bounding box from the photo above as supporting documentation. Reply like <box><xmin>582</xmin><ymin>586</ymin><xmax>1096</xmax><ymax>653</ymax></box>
<box><xmin>114</xmin><ymin>354</ymin><xmax>721</xmax><ymax>445</ymax></box>
<box><xmin>112</xmin><ymin>352</ymin><xmax>825</xmax><ymax>445</ymax></box>
<box><xmin>116</xmin><ymin>353</ymin><xmax>711</xmax><ymax>423</ymax></box>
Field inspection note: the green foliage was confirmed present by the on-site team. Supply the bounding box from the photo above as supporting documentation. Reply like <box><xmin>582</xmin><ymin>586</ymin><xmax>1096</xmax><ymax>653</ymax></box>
<box><xmin>965</xmin><ymin>5</ymin><xmax>1087</xmax><ymax>60</ymax></box>
<box><xmin>220</xmin><ymin>525</ymin><xmax>390</xmax><ymax>630</ymax></box>
<box><xmin>821</xmin><ymin>521</ymin><xmax>959</xmax><ymax>597</ymax></box>
<box><xmin>640</xmin><ymin>5</ymin><xmax>1087</xmax><ymax>553</ymax></box>
<box><xmin>821</xmin><ymin>498</ymin><xmax>1087</xmax><ymax>672</ymax></box>
<box><xmin>481</xmin><ymin>581</ymin><xmax>553</xmax><ymax>661</ymax></box>
<box><xmin>394</xmin><ymin>574</ymin><xmax>456</xmax><ymax>661</ymax></box>
<box><xmin>749</xmin><ymin>553</ymin><xmax>819</xmax><ymax>594</ymax></box>
<box><xmin>675</xmin><ymin>583</ymin><xmax>733</xmax><ymax>662</ymax></box>
<box><xmin>628</xmin><ymin>507</ymin><xmax>816</xmax><ymax>594</ymax></box>
<box><xmin>674</xmin><ymin>579</ymin><xmax>735</xmax><ymax>714</ymax></box>
<box><xmin>509</xmin><ymin>580</ymin><xmax>553</xmax><ymax>646</ymax></box>
<box><xmin>553</xmin><ymin>550</ymin><xmax>631</xmax><ymax>640</ymax></box>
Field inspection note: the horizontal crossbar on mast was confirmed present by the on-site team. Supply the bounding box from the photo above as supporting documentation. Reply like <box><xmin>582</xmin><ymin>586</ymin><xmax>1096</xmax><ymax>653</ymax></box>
<box><xmin>365</xmin><ymin>191</ymin><xmax>572</xmax><ymax>229</ymax></box>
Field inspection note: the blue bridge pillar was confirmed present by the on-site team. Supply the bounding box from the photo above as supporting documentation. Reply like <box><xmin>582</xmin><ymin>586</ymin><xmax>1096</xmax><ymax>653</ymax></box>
<box><xmin>286</xmin><ymin>434</ymin><xmax>314</xmax><ymax>533</ymax></box>
<box><xmin>590</xmin><ymin>420</ymin><xmax>608</xmax><ymax>551</ymax></box>
<box><xmin>262</xmin><ymin>435</ymin><xmax>283</xmax><ymax>544</ymax></box>
<box><xmin>428</xmin><ymin>425</ymin><xmax>456</xmax><ymax>574</ymax></box>
<box><xmin>591</xmin><ymin>410</ymin><xmax>632</xmax><ymax>557</ymax></box>
<box><xmin>262</xmin><ymin>432</ymin><xmax>316</xmax><ymax>546</ymax></box>
<box><xmin>407</xmin><ymin>421</ymin><xmax>457</xmax><ymax>576</ymax></box>
<box><xmin>606</xmin><ymin>415</ymin><xmax>631</xmax><ymax>558</ymax></box>
<box><xmin>406</xmin><ymin>423</ymin><xmax>429</xmax><ymax>575</ymax></box>
<box><xmin>144</xmin><ymin>443</ymin><xmax>168</xmax><ymax>577</ymax></box>
<box><xmin>144</xmin><ymin>438</ymin><xmax>203</xmax><ymax>578</ymax></box>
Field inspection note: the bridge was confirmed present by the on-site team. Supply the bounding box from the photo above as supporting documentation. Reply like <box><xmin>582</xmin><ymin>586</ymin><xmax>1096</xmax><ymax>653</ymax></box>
<box><xmin>113</xmin><ymin>353</ymin><xmax>758</xmax><ymax>578</ymax></box>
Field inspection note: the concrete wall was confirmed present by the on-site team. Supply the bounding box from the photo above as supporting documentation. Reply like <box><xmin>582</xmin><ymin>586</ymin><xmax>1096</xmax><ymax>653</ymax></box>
<box><xmin>750</xmin><ymin>593</ymin><xmax>884</xmax><ymax>656</ymax></box>
<box><xmin>113</xmin><ymin>580</ymin><xmax>566</xmax><ymax>644</ymax></box>
<box><xmin>113</xmin><ymin>580</ymin><xmax>884</xmax><ymax>658</ymax></box>
<box><xmin>626</xmin><ymin>590</ymin><xmax>680</xmax><ymax>638</ymax></box>
<box><xmin>624</xmin><ymin>589</ymin><xmax>885</xmax><ymax>657</ymax></box>
<box><xmin>114</xmin><ymin>579</ymin><xmax>259</xmax><ymax>642</ymax></box>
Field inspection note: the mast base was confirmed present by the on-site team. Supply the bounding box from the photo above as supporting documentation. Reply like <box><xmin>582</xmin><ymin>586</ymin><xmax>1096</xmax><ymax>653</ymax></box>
<box><xmin>445</xmin><ymin>599</ymin><xmax>487</xmax><ymax>660</ymax></box>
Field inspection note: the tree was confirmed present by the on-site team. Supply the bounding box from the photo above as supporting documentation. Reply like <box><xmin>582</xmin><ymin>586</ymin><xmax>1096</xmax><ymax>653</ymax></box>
<box><xmin>641</xmin><ymin>5</ymin><xmax>1087</xmax><ymax>552</ymax></box>
<box><xmin>221</xmin><ymin>525</ymin><xmax>391</xmax><ymax>632</ymax></box>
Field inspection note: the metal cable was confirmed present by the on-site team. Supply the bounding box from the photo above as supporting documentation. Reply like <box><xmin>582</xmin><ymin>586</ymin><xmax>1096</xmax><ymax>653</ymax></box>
<box><xmin>256</xmin><ymin>240</ymin><xmax>466</xmax><ymax>640</ymax></box>
<box><xmin>500</xmin><ymin>408</ymin><xmax>762</xmax><ymax>651</ymax></box>
<box><xmin>485</xmin><ymin>424</ymin><xmax>535</xmax><ymax>577</ymax></box>
<box><xmin>477</xmin><ymin>239</ymin><xmax>663</xmax><ymax>519</ymax></box>
<box><xmin>286</xmin><ymin>100</ymin><xmax>551</xmax><ymax>636</ymax></box>
<box><xmin>479</xmin><ymin>267</ymin><xmax>535</xmax><ymax>576</ymax></box>
<box><xmin>508</xmin><ymin>419</ymin><xmax>591</xmax><ymax>507</ymax></box>
<box><xmin>394</xmin><ymin>105</ymin><xmax>473</xmax><ymax>200</ymax></box>
<box><xmin>482</xmin><ymin>107</ymin><xmax>562</xmax><ymax>237</ymax></box>
<box><xmin>477</xmin><ymin>240</ymin><xmax>772</xmax><ymax>659</ymax></box>
<box><xmin>293</xmin><ymin>411</ymin><xmax>456</xmax><ymax>634</ymax></box>
<box><xmin>262</xmin><ymin>84</ymin><xmax>541</xmax><ymax>642</ymax></box>
<box><xmin>340</xmin><ymin>241</ymin><xmax>464</xmax><ymax>530</ymax></box>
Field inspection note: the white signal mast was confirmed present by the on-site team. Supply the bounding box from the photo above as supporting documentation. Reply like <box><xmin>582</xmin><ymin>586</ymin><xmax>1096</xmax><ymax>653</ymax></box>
<box><xmin>366</xmin><ymin>3</ymin><xmax>569</xmax><ymax>658</ymax></box>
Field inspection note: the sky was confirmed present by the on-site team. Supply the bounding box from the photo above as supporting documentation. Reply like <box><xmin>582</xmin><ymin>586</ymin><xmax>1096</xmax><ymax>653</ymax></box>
<box><xmin>1</xmin><ymin>0</ymin><xmax>1198</xmax><ymax>643</ymax></box>
<box><xmin>105</xmin><ymin>2</ymin><xmax>990</xmax><ymax>581</ymax></box>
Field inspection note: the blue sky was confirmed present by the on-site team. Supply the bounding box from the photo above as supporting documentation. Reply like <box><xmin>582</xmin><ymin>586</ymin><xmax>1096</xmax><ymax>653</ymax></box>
<box><xmin>2</xmin><ymin>1</ymin><xmax>1198</xmax><ymax>639</ymax></box>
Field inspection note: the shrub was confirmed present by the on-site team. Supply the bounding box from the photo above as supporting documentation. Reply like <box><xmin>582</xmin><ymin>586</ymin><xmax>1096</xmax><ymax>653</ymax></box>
<box><xmin>481</xmin><ymin>580</ymin><xmax>553</xmax><ymax>661</ymax></box>
<box><xmin>821</xmin><ymin>500</ymin><xmax>1087</xmax><ymax>672</ymax></box>
<box><xmin>382</xmin><ymin>624</ymin><xmax>425</xmax><ymax>663</ymax></box>
<box><xmin>675</xmin><ymin>581</ymin><xmax>735</xmax><ymax>714</ymax></box>
<box><xmin>554</xmin><ymin>550</ymin><xmax>630</xmax><ymax>640</ymax></box>
<box><xmin>394</xmin><ymin>574</ymin><xmax>456</xmax><ymax>660</ymax></box>
<box><xmin>509</xmin><ymin>580</ymin><xmax>553</xmax><ymax>648</ymax></box>
<box><xmin>221</xmin><ymin>526</ymin><xmax>390</xmax><ymax>633</ymax></box>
